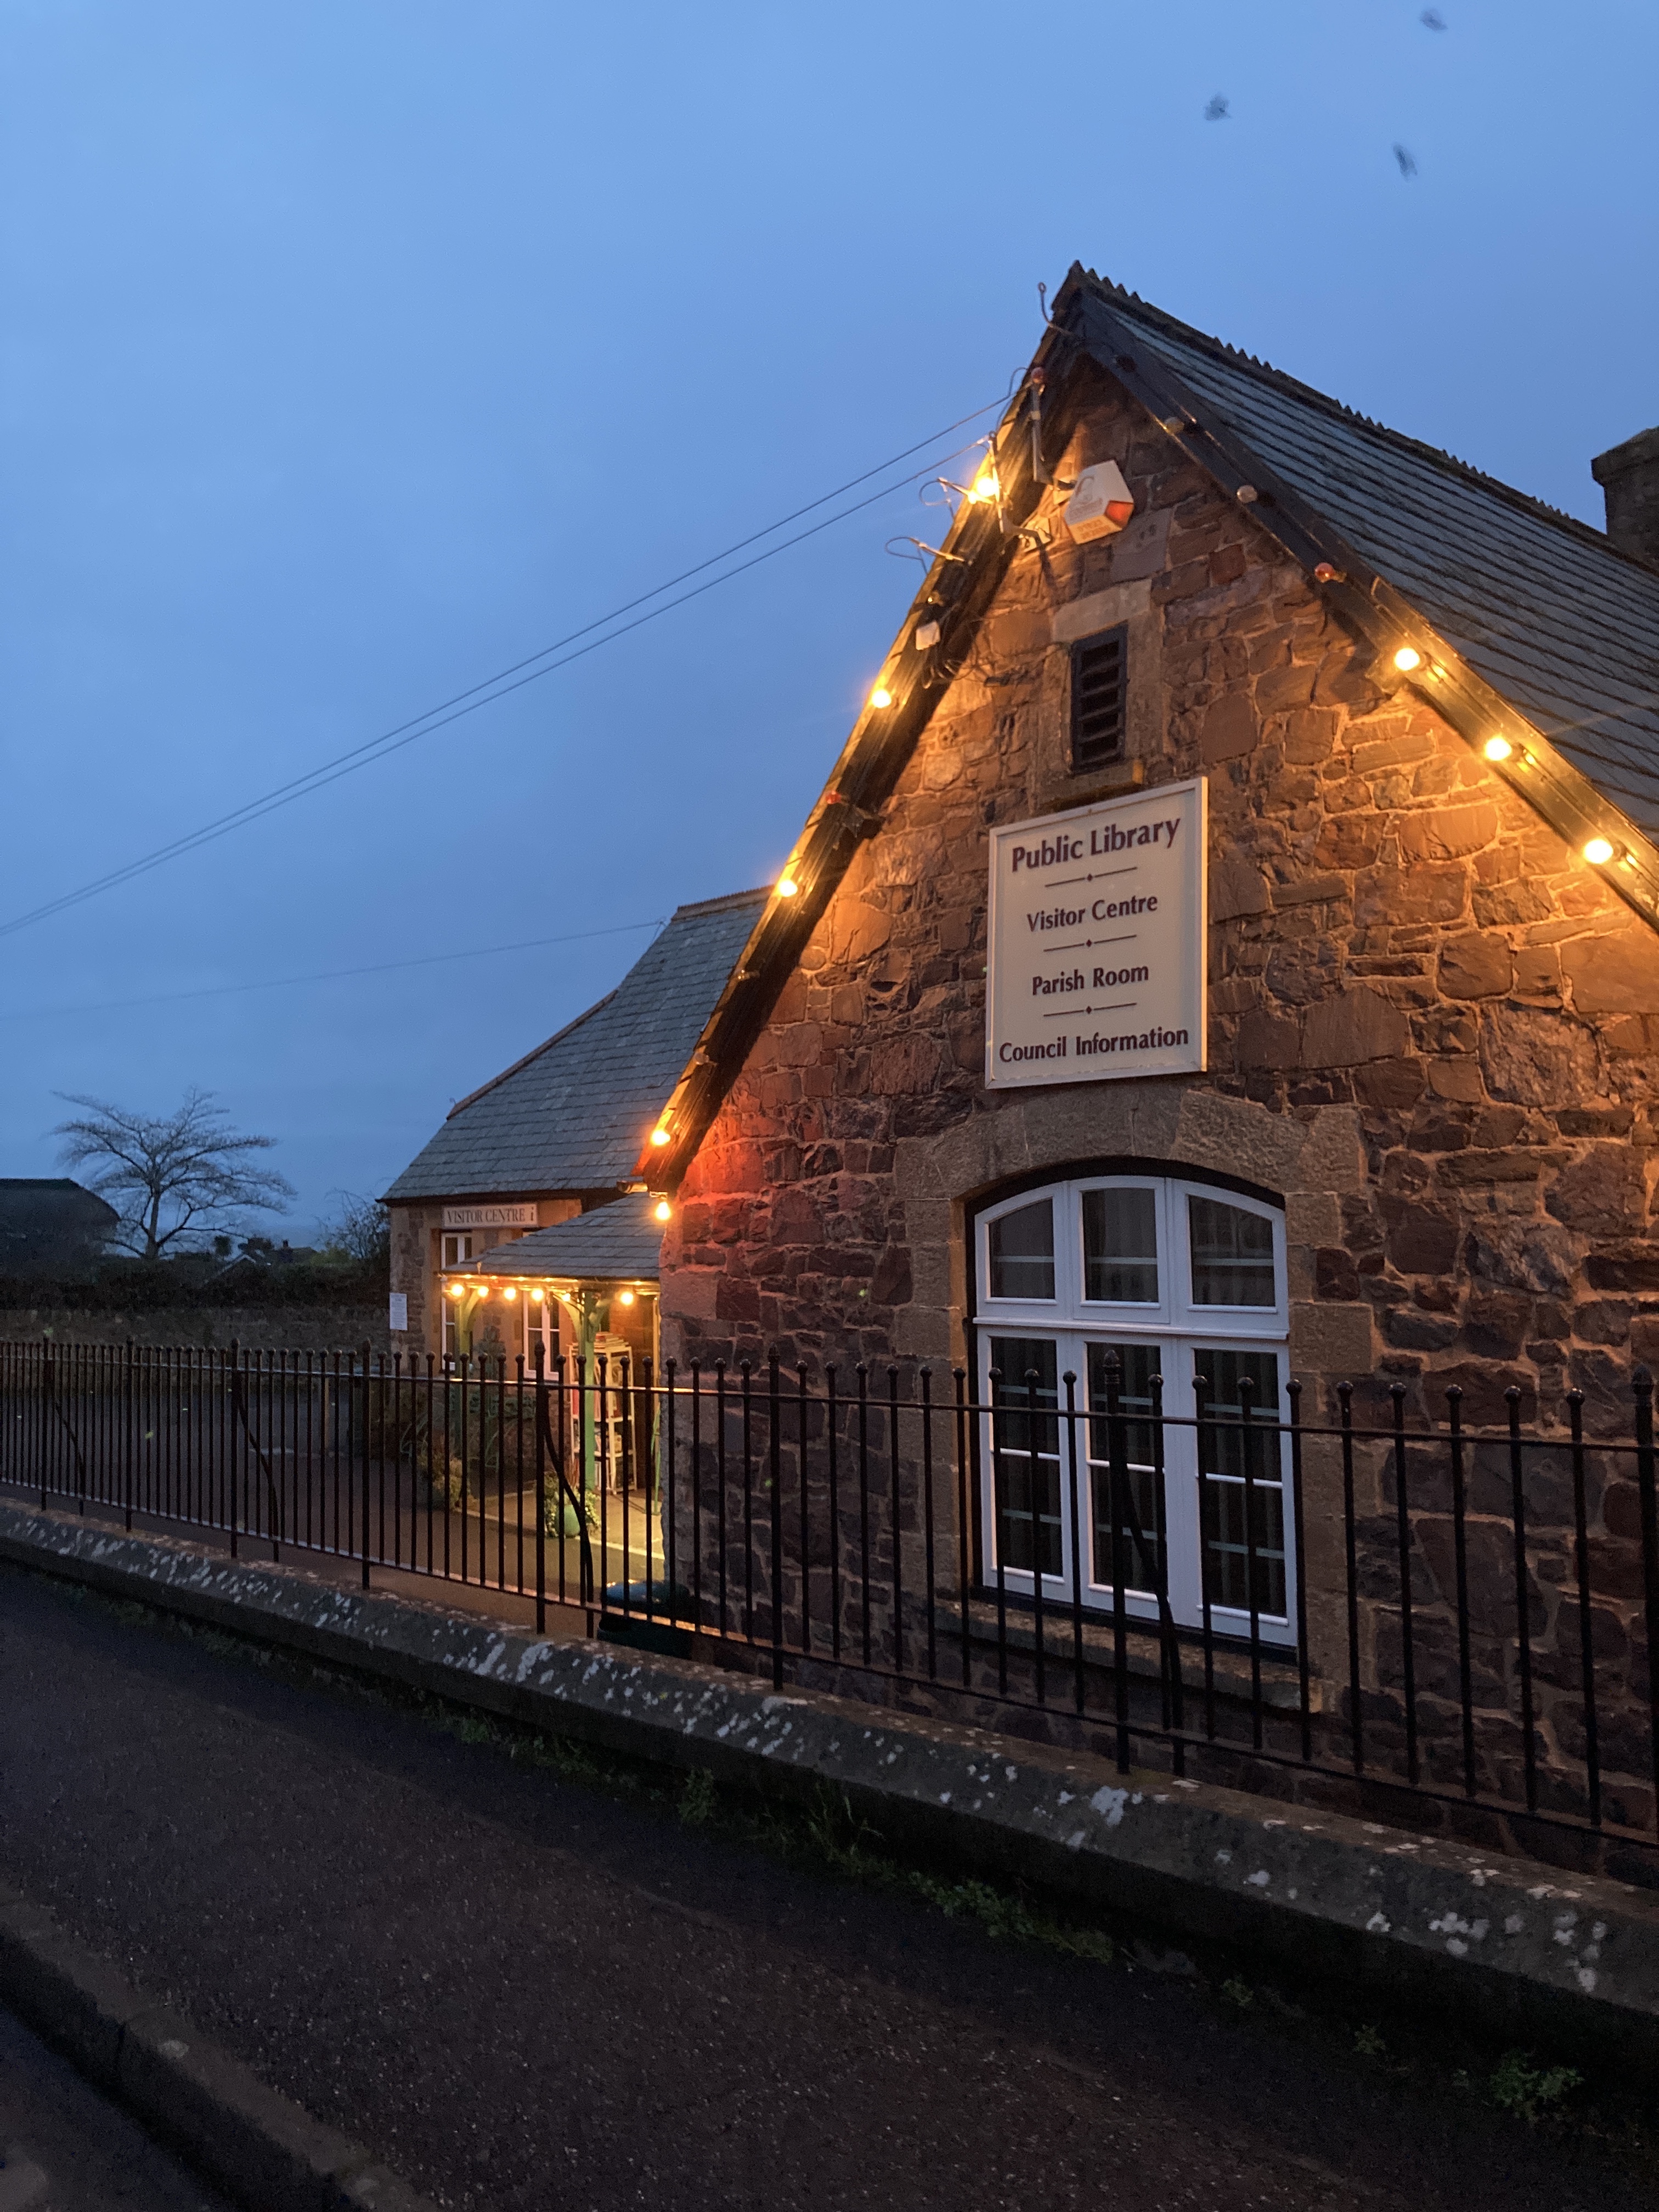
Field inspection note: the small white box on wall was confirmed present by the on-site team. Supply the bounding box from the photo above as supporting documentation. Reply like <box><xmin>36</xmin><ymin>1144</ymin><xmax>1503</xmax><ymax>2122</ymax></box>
<box><xmin>1063</xmin><ymin>458</ymin><xmax>1135</xmax><ymax>543</ymax></box>
<box><xmin>388</xmin><ymin>1292</ymin><xmax>409</xmax><ymax>1331</ymax></box>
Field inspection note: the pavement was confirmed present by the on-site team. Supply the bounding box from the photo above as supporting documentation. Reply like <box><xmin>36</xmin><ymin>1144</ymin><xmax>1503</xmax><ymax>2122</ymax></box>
<box><xmin>0</xmin><ymin>2000</ymin><xmax>229</xmax><ymax>2212</ymax></box>
<box><xmin>0</xmin><ymin>1565</ymin><xmax>1652</xmax><ymax>2212</ymax></box>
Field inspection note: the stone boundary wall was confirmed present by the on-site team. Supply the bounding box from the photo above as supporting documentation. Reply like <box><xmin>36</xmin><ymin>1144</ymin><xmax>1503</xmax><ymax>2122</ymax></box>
<box><xmin>0</xmin><ymin>1308</ymin><xmax>391</xmax><ymax>1354</ymax></box>
<box><xmin>2</xmin><ymin>1496</ymin><xmax>1656</xmax><ymax>2079</ymax></box>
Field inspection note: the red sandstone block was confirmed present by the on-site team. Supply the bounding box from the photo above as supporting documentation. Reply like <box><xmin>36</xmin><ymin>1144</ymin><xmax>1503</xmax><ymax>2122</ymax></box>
<box><xmin>1200</xmin><ymin>692</ymin><xmax>1256</xmax><ymax>764</ymax></box>
<box><xmin>1398</xmin><ymin>803</ymin><xmax>1500</xmax><ymax>861</ymax></box>
<box><xmin>1355</xmin><ymin>864</ymin><xmax>1469</xmax><ymax>928</ymax></box>
<box><xmin>1353</xmin><ymin>1059</ymin><xmax>1428</xmax><ymax>1109</ymax></box>
<box><xmin>1437</xmin><ymin>933</ymin><xmax>1513</xmax><ymax>999</ymax></box>
<box><xmin>1311</xmin><ymin>817</ymin><xmax>1379</xmax><ymax>870</ymax></box>
<box><xmin>1255</xmin><ymin>661</ymin><xmax>1317</xmax><ymax>711</ymax></box>
<box><xmin>1153</xmin><ymin>556</ymin><xmax>1212</xmax><ymax>605</ymax></box>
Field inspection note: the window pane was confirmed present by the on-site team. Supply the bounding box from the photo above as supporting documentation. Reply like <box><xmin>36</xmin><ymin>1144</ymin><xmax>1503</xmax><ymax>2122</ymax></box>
<box><xmin>1188</xmin><ymin>1197</ymin><xmax>1277</xmax><ymax>1307</ymax></box>
<box><xmin>1195</xmin><ymin>1349</ymin><xmax>1286</xmax><ymax>1617</ymax></box>
<box><xmin>1086</xmin><ymin>1342</ymin><xmax>1166</xmax><ymax>1593</ymax></box>
<box><xmin>988</xmin><ymin>1199</ymin><xmax>1056</xmax><ymax>1300</ymax></box>
<box><xmin>989</xmin><ymin>1337</ymin><xmax>1062</xmax><ymax>1578</ymax></box>
<box><xmin>1082</xmin><ymin>1187</ymin><xmax>1159</xmax><ymax>1303</ymax></box>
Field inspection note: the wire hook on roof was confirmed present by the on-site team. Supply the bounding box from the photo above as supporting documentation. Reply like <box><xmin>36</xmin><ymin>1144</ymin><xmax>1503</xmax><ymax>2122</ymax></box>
<box><xmin>885</xmin><ymin>535</ymin><xmax>969</xmax><ymax>569</ymax></box>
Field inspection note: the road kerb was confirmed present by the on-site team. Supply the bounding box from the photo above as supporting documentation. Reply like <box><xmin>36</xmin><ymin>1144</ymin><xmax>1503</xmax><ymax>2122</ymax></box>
<box><xmin>0</xmin><ymin>1881</ymin><xmax>436</xmax><ymax>2212</ymax></box>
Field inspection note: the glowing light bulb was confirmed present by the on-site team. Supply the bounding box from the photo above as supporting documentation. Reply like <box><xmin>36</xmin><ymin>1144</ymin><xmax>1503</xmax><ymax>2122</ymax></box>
<box><xmin>1393</xmin><ymin>646</ymin><xmax>1423</xmax><ymax>673</ymax></box>
<box><xmin>619</xmin><ymin>1290</ymin><xmax>635</xmax><ymax>1307</ymax></box>
<box><xmin>650</xmin><ymin>1126</ymin><xmax>671</xmax><ymax>1147</ymax></box>
<box><xmin>532</xmin><ymin>1289</ymin><xmax>545</xmax><ymax>1304</ymax></box>
<box><xmin>1482</xmin><ymin>735</ymin><xmax>1513</xmax><ymax>763</ymax></box>
<box><xmin>967</xmin><ymin>471</ymin><xmax>999</xmax><ymax>504</ymax></box>
<box><xmin>447</xmin><ymin>1283</ymin><xmax>464</xmax><ymax>1300</ymax></box>
<box><xmin>475</xmin><ymin>1285</ymin><xmax>489</xmax><ymax>1301</ymax></box>
<box><xmin>775</xmin><ymin>876</ymin><xmax>799</xmax><ymax>898</ymax></box>
<box><xmin>502</xmin><ymin>1286</ymin><xmax>517</xmax><ymax>1301</ymax></box>
<box><xmin>1583</xmin><ymin>837</ymin><xmax>1616</xmax><ymax>866</ymax></box>
<box><xmin>653</xmin><ymin>1199</ymin><xmax>672</xmax><ymax>1223</ymax></box>
<box><xmin>868</xmin><ymin>686</ymin><xmax>893</xmax><ymax>709</ymax></box>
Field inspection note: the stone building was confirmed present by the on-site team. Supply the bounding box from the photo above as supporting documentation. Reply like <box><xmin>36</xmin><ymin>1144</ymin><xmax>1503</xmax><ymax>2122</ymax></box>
<box><xmin>633</xmin><ymin>268</ymin><xmax>1659</xmax><ymax>1792</ymax></box>
<box><xmin>382</xmin><ymin>890</ymin><xmax>762</xmax><ymax>1364</ymax></box>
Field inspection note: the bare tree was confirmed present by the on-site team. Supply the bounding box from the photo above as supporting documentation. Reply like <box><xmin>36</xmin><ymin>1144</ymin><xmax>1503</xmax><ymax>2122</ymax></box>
<box><xmin>317</xmin><ymin>1189</ymin><xmax>390</xmax><ymax>1268</ymax></box>
<box><xmin>53</xmin><ymin>1089</ymin><xmax>295</xmax><ymax>1261</ymax></box>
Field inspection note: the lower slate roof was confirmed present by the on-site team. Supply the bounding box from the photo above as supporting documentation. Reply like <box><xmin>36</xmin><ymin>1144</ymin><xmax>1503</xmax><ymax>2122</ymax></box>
<box><xmin>463</xmin><ymin>1192</ymin><xmax>663</xmax><ymax>1284</ymax></box>
<box><xmin>1082</xmin><ymin>280</ymin><xmax>1659</xmax><ymax>828</ymax></box>
<box><xmin>382</xmin><ymin>889</ymin><xmax>766</xmax><ymax>1205</ymax></box>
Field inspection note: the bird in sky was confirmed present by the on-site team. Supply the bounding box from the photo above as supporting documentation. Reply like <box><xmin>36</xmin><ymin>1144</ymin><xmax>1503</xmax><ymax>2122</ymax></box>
<box><xmin>1204</xmin><ymin>93</ymin><xmax>1230</xmax><ymax>121</ymax></box>
<box><xmin>1393</xmin><ymin>143</ymin><xmax>1419</xmax><ymax>178</ymax></box>
<box><xmin>1420</xmin><ymin>8</ymin><xmax>1447</xmax><ymax>27</ymax></box>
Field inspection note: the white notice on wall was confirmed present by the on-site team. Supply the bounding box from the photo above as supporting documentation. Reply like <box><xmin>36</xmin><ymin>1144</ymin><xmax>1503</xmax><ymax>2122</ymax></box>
<box><xmin>986</xmin><ymin>778</ymin><xmax>1207</xmax><ymax>1089</ymax></box>
<box><xmin>388</xmin><ymin>1292</ymin><xmax>409</xmax><ymax>1331</ymax></box>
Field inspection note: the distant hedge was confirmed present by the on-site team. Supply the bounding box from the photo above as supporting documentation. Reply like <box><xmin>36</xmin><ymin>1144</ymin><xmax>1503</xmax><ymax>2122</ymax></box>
<box><xmin>0</xmin><ymin>1255</ymin><xmax>387</xmax><ymax>1312</ymax></box>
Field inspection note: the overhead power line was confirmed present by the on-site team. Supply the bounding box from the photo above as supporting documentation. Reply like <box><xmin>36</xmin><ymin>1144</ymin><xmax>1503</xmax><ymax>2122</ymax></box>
<box><xmin>0</xmin><ymin>399</ymin><xmax>1007</xmax><ymax>944</ymax></box>
<box><xmin>0</xmin><ymin>917</ymin><xmax>667</xmax><ymax>1024</ymax></box>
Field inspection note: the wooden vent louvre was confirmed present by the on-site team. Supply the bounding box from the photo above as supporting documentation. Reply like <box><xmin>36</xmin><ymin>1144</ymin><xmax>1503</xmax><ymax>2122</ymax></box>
<box><xmin>1071</xmin><ymin>630</ymin><xmax>1126</xmax><ymax>771</ymax></box>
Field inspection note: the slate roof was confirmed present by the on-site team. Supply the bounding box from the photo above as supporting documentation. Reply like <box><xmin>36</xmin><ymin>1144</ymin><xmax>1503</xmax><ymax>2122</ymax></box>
<box><xmin>0</xmin><ymin>1179</ymin><xmax>119</xmax><ymax>1276</ymax></box>
<box><xmin>466</xmin><ymin>1192</ymin><xmax>663</xmax><ymax>1284</ymax></box>
<box><xmin>1082</xmin><ymin>279</ymin><xmax>1659</xmax><ymax>828</ymax></box>
<box><xmin>383</xmin><ymin>890</ymin><xmax>767</xmax><ymax>1204</ymax></box>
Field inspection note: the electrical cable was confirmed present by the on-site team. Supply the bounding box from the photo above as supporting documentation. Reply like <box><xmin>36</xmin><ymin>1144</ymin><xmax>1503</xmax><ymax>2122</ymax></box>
<box><xmin>0</xmin><ymin>402</ymin><xmax>1007</xmax><ymax>944</ymax></box>
<box><xmin>0</xmin><ymin>917</ymin><xmax>668</xmax><ymax>1024</ymax></box>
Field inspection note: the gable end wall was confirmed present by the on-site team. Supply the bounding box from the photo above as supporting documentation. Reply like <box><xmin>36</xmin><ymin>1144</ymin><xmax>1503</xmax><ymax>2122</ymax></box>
<box><xmin>660</xmin><ymin>375</ymin><xmax>1659</xmax><ymax>1440</ymax></box>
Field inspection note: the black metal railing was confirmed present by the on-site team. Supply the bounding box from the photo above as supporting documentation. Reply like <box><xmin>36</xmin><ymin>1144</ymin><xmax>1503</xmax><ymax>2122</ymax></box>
<box><xmin>3</xmin><ymin>1334</ymin><xmax>1658</xmax><ymax>1869</ymax></box>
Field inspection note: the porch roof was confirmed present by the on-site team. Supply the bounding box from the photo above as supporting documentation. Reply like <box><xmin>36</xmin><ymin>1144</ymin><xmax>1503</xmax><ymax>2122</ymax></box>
<box><xmin>462</xmin><ymin>1192</ymin><xmax>663</xmax><ymax>1285</ymax></box>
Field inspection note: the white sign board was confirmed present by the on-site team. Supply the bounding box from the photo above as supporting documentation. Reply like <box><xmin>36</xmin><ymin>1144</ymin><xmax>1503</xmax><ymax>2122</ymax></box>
<box><xmin>388</xmin><ymin>1292</ymin><xmax>409</xmax><ymax>1332</ymax></box>
<box><xmin>442</xmin><ymin>1203</ymin><xmax>539</xmax><ymax>1231</ymax></box>
<box><xmin>986</xmin><ymin>778</ymin><xmax>1207</xmax><ymax>1089</ymax></box>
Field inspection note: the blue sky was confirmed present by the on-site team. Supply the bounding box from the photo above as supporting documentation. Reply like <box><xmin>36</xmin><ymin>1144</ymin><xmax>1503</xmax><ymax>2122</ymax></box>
<box><xmin>1</xmin><ymin>0</ymin><xmax>1654</xmax><ymax>1235</ymax></box>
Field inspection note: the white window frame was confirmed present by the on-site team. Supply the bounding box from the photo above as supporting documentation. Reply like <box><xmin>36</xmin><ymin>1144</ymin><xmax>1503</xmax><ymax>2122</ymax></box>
<box><xmin>439</xmin><ymin>1233</ymin><xmax>476</xmax><ymax>1357</ymax></box>
<box><xmin>973</xmin><ymin>1172</ymin><xmax>1294</xmax><ymax>1645</ymax></box>
<box><xmin>523</xmin><ymin>1290</ymin><xmax>556</xmax><ymax>1372</ymax></box>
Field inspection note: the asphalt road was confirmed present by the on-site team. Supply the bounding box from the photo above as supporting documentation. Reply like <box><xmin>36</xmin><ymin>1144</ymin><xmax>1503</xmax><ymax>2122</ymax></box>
<box><xmin>0</xmin><ymin>1564</ymin><xmax>1646</xmax><ymax>2212</ymax></box>
<box><xmin>0</xmin><ymin>2000</ymin><xmax>228</xmax><ymax>2212</ymax></box>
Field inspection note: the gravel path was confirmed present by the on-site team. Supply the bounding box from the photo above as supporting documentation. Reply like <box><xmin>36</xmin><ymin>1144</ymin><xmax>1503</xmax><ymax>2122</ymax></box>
<box><xmin>0</xmin><ymin>1565</ymin><xmax>1644</xmax><ymax>2212</ymax></box>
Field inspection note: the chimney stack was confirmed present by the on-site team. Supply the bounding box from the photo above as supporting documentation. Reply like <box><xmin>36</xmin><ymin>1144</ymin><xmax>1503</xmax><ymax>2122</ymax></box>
<box><xmin>1592</xmin><ymin>426</ymin><xmax>1659</xmax><ymax>569</ymax></box>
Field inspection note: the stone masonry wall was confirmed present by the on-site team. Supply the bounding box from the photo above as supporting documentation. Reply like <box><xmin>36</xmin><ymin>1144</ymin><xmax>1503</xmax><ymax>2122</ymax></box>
<box><xmin>658</xmin><ymin>363</ymin><xmax>1659</xmax><ymax>1821</ymax></box>
<box><xmin>0</xmin><ymin>1307</ymin><xmax>391</xmax><ymax>1353</ymax></box>
<box><xmin>664</xmin><ymin>365</ymin><xmax>1659</xmax><ymax>1424</ymax></box>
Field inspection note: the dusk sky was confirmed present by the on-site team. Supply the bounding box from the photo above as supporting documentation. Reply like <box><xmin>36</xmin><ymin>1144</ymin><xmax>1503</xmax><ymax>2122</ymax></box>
<box><xmin>2</xmin><ymin>0</ymin><xmax>1653</xmax><ymax>1238</ymax></box>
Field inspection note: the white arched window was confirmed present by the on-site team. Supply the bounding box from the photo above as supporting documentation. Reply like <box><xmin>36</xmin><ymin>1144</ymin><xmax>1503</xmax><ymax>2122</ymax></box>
<box><xmin>972</xmin><ymin>1171</ymin><xmax>1293</xmax><ymax>1644</ymax></box>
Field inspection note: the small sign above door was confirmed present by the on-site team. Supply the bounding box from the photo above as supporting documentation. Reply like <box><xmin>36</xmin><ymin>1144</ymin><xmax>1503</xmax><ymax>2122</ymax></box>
<box><xmin>442</xmin><ymin>1203</ymin><xmax>539</xmax><ymax>1231</ymax></box>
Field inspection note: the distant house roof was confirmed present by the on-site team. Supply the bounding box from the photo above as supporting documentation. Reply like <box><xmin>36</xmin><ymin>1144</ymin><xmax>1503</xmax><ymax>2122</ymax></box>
<box><xmin>0</xmin><ymin>1179</ymin><xmax>120</xmax><ymax>1276</ymax></box>
<box><xmin>641</xmin><ymin>267</ymin><xmax>1659</xmax><ymax>1192</ymax></box>
<box><xmin>382</xmin><ymin>889</ymin><xmax>767</xmax><ymax>1205</ymax></box>
<box><xmin>465</xmin><ymin>1192</ymin><xmax>663</xmax><ymax>1284</ymax></box>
